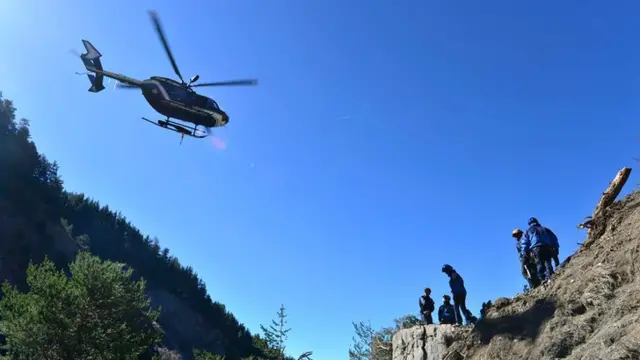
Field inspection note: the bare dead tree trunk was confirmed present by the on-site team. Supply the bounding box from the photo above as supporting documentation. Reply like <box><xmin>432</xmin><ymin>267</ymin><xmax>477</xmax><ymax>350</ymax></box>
<box><xmin>578</xmin><ymin>167</ymin><xmax>632</xmax><ymax>246</ymax></box>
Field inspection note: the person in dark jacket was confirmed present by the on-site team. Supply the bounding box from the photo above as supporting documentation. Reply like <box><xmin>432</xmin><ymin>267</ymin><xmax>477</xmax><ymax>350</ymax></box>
<box><xmin>419</xmin><ymin>288</ymin><xmax>435</xmax><ymax>324</ymax></box>
<box><xmin>521</xmin><ymin>217</ymin><xmax>555</xmax><ymax>282</ymax></box>
<box><xmin>545</xmin><ymin>226</ymin><xmax>560</xmax><ymax>269</ymax></box>
<box><xmin>438</xmin><ymin>295</ymin><xmax>457</xmax><ymax>325</ymax></box>
<box><xmin>512</xmin><ymin>228</ymin><xmax>540</xmax><ymax>289</ymax></box>
<box><xmin>441</xmin><ymin>264</ymin><xmax>477</xmax><ymax>325</ymax></box>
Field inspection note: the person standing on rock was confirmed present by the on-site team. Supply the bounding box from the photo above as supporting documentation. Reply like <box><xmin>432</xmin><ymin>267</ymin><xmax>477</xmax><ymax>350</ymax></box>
<box><xmin>546</xmin><ymin>226</ymin><xmax>561</xmax><ymax>269</ymax></box>
<box><xmin>522</xmin><ymin>217</ymin><xmax>555</xmax><ymax>283</ymax></box>
<box><xmin>441</xmin><ymin>264</ymin><xmax>477</xmax><ymax>325</ymax></box>
<box><xmin>438</xmin><ymin>295</ymin><xmax>457</xmax><ymax>325</ymax></box>
<box><xmin>419</xmin><ymin>288</ymin><xmax>435</xmax><ymax>324</ymax></box>
<box><xmin>512</xmin><ymin>228</ymin><xmax>540</xmax><ymax>289</ymax></box>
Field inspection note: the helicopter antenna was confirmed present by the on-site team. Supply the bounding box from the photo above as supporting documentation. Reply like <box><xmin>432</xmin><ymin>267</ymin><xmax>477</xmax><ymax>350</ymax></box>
<box><xmin>149</xmin><ymin>10</ymin><xmax>185</xmax><ymax>84</ymax></box>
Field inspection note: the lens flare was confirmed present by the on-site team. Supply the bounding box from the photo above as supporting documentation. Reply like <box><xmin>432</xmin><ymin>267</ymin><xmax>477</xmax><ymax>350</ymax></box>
<box><xmin>211</xmin><ymin>136</ymin><xmax>227</xmax><ymax>150</ymax></box>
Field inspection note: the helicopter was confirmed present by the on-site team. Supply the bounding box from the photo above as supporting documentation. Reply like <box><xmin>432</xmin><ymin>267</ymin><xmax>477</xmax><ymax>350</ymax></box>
<box><xmin>77</xmin><ymin>10</ymin><xmax>257</xmax><ymax>143</ymax></box>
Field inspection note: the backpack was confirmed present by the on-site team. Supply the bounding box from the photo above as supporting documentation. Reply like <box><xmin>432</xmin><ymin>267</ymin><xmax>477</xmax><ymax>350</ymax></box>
<box><xmin>545</xmin><ymin>227</ymin><xmax>559</xmax><ymax>248</ymax></box>
<box><xmin>528</xmin><ymin>224</ymin><xmax>552</xmax><ymax>248</ymax></box>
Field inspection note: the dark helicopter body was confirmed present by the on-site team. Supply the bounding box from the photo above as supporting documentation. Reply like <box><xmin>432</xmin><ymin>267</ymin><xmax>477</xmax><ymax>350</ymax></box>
<box><xmin>139</xmin><ymin>76</ymin><xmax>228</xmax><ymax>127</ymax></box>
<box><xmin>77</xmin><ymin>10</ymin><xmax>255</xmax><ymax>142</ymax></box>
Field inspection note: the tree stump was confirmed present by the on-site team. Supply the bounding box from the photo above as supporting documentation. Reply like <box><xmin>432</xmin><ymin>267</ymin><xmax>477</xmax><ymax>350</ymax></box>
<box><xmin>578</xmin><ymin>167</ymin><xmax>632</xmax><ymax>246</ymax></box>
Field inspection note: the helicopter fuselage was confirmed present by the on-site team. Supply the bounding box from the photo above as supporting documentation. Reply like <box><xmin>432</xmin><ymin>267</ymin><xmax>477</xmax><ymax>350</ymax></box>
<box><xmin>84</xmin><ymin>65</ymin><xmax>230</xmax><ymax>128</ymax></box>
<box><xmin>139</xmin><ymin>77</ymin><xmax>229</xmax><ymax>127</ymax></box>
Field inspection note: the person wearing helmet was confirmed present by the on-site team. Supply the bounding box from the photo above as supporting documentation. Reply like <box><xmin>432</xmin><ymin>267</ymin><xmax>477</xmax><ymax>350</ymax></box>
<box><xmin>512</xmin><ymin>228</ymin><xmax>540</xmax><ymax>289</ymax></box>
<box><xmin>438</xmin><ymin>295</ymin><xmax>456</xmax><ymax>325</ymax></box>
<box><xmin>522</xmin><ymin>217</ymin><xmax>555</xmax><ymax>283</ymax></box>
<box><xmin>419</xmin><ymin>288</ymin><xmax>435</xmax><ymax>325</ymax></box>
<box><xmin>441</xmin><ymin>264</ymin><xmax>477</xmax><ymax>325</ymax></box>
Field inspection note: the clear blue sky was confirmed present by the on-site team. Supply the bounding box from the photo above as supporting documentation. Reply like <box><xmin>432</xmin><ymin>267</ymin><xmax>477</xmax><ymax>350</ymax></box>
<box><xmin>1</xmin><ymin>1</ymin><xmax>640</xmax><ymax>359</ymax></box>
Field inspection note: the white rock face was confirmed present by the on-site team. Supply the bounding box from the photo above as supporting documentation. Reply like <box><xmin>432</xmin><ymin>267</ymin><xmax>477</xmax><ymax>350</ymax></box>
<box><xmin>392</xmin><ymin>325</ymin><xmax>468</xmax><ymax>360</ymax></box>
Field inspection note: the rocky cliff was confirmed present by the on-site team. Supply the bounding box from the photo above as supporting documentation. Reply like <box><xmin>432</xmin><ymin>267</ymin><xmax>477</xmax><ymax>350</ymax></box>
<box><xmin>393</xmin><ymin>176</ymin><xmax>640</xmax><ymax>360</ymax></box>
<box><xmin>393</xmin><ymin>325</ymin><xmax>470</xmax><ymax>360</ymax></box>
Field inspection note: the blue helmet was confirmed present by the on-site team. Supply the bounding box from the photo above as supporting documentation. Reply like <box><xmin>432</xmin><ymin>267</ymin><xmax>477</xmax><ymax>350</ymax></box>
<box><xmin>528</xmin><ymin>217</ymin><xmax>539</xmax><ymax>226</ymax></box>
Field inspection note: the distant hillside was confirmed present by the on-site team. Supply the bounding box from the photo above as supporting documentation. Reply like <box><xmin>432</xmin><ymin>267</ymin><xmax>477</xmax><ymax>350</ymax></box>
<box><xmin>0</xmin><ymin>91</ymin><xmax>280</xmax><ymax>360</ymax></box>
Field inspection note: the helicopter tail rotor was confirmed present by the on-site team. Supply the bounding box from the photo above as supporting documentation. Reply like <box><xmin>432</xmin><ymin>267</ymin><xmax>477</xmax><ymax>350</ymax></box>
<box><xmin>69</xmin><ymin>48</ymin><xmax>82</xmax><ymax>58</ymax></box>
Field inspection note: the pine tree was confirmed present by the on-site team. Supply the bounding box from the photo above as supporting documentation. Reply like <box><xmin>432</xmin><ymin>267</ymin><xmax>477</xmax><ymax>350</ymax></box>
<box><xmin>349</xmin><ymin>315</ymin><xmax>420</xmax><ymax>360</ymax></box>
<box><xmin>260</xmin><ymin>304</ymin><xmax>291</xmax><ymax>359</ymax></box>
<box><xmin>349</xmin><ymin>321</ymin><xmax>375</xmax><ymax>360</ymax></box>
<box><xmin>0</xmin><ymin>252</ymin><xmax>162</xmax><ymax>359</ymax></box>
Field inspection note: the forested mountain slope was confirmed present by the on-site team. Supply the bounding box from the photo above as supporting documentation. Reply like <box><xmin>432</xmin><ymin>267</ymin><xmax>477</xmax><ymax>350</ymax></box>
<box><xmin>0</xmin><ymin>92</ymin><xmax>279</xmax><ymax>360</ymax></box>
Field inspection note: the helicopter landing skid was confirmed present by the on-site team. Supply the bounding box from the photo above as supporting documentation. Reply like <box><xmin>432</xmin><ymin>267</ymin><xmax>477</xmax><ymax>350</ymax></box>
<box><xmin>141</xmin><ymin>117</ymin><xmax>208</xmax><ymax>143</ymax></box>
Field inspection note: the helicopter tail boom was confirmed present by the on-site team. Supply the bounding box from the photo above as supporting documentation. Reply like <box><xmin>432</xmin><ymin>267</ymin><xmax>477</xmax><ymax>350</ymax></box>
<box><xmin>79</xmin><ymin>39</ymin><xmax>143</xmax><ymax>92</ymax></box>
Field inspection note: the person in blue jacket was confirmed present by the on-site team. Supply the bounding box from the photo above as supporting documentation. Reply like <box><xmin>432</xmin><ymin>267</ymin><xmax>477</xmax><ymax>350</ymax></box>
<box><xmin>438</xmin><ymin>295</ymin><xmax>457</xmax><ymax>325</ymax></box>
<box><xmin>441</xmin><ymin>264</ymin><xmax>477</xmax><ymax>325</ymax></box>
<box><xmin>521</xmin><ymin>217</ymin><xmax>555</xmax><ymax>282</ymax></box>
<box><xmin>512</xmin><ymin>228</ymin><xmax>540</xmax><ymax>289</ymax></box>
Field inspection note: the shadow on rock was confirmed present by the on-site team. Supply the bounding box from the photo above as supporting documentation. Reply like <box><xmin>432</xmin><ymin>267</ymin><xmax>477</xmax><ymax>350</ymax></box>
<box><xmin>473</xmin><ymin>298</ymin><xmax>556</xmax><ymax>344</ymax></box>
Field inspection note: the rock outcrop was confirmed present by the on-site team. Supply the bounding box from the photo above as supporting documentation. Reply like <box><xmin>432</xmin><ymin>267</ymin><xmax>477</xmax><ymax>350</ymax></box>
<box><xmin>392</xmin><ymin>325</ymin><xmax>470</xmax><ymax>360</ymax></box>
<box><xmin>394</xmin><ymin>188</ymin><xmax>640</xmax><ymax>360</ymax></box>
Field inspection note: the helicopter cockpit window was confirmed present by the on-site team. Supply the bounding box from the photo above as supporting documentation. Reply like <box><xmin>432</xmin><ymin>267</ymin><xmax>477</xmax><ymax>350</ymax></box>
<box><xmin>193</xmin><ymin>95</ymin><xmax>209</xmax><ymax>108</ymax></box>
<box><xmin>166</xmin><ymin>84</ymin><xmax>190</xmax><ymax>102</ymax></box>
<box><xmin>207</xmin><ymin>99</ymin><xmax>220</xmax><ymax>110</ymax></box>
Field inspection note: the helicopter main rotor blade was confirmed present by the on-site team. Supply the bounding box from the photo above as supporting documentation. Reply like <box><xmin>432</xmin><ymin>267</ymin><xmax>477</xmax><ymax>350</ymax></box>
<box><xmin>191</xmin><ymin>79</ymin><xmax>258</xmax><ymax>87</ymax></box>
<box><xmin>149</xmin><ymin>10</ymin><xmax>185</xmax><ymax>83</ymax></box>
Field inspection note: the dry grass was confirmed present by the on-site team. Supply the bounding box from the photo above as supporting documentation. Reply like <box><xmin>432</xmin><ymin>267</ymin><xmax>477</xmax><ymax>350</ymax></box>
<box><xmin>446</xmin><ymin>191</ymin><xmax>640</xmax><ymax>360</ymax></box>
